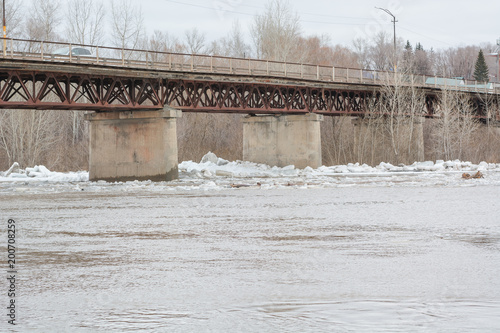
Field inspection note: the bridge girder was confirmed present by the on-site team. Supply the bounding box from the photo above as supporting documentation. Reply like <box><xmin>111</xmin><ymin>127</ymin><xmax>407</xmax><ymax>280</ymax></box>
<box><xmin>0</xmin><ymin>67</ymin><xmax>498</xmax><ymax>121</ymax></box>
<box><xmin>0</xmin><ymin>69</ymin><xmax>379</xmax><ymax>115</ymax></box>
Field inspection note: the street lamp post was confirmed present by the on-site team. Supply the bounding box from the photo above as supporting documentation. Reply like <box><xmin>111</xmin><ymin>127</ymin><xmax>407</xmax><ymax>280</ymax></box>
<box><xmin>376</xmin><ymin>7</ymin><xmax>397</xmax><ymax>70</ymax></box>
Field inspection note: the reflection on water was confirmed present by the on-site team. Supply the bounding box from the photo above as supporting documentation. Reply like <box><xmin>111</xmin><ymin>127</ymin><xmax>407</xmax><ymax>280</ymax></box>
<box><xmin>2</xmin><ymin>186</ymin><xmax>500</xmax><ymax>332</ymax></box>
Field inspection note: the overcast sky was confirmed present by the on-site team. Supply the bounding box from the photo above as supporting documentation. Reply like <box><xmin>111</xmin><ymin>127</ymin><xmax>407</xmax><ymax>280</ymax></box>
<box><xmin>139</xmin><ymin>0</ymin><xmax>500</xmax><ymax>51</ymax></box>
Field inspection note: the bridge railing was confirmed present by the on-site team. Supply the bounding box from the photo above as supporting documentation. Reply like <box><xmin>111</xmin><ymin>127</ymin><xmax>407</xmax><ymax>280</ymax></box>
<box><xmin>1</xmin><ymin>38</ymin><xmax>498</xmax><ymax>95</ymax></box>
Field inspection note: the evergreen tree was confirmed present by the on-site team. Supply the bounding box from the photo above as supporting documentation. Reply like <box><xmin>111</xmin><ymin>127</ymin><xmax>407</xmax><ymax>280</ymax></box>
<box><xmin>404</xmin><ymin>40</ymin><xmax>412</xmax><ymax>53</ymax></box>
<box><xmin>402</xmin><ymin>40</ymin><xmax>413</xmax><ymax>71</ymax></box>
<box><xmin>473</xmin><ymin>49</ymin><xmax>489</xmax><ymax>82</ymax></box>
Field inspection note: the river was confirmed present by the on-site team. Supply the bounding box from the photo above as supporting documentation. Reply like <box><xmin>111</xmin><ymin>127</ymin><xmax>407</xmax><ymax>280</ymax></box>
<box><xmin>2</xmin><ymin>184</ymin><xmax>499</xmax><ymax>332</ymax></box>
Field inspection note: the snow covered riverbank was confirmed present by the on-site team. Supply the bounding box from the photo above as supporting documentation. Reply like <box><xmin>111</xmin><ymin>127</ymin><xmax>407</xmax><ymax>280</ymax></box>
<box><xmin>1</xmin><ymin>153</ymin><xmax>500</xmax><ymax>194</ymax></box>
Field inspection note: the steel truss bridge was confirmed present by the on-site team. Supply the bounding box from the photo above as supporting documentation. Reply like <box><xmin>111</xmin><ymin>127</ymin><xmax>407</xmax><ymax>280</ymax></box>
<box><xmin>0</xmin><ymin>38</ymin><xmax>499</xmax><ymax>120</ymax></box>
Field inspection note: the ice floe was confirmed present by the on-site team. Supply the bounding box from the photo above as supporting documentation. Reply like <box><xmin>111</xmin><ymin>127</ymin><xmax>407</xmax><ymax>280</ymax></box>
<box><xmin>0</xmin><ymin>153</ymin><xmax>499</xmax><ymax>194</ymax></box>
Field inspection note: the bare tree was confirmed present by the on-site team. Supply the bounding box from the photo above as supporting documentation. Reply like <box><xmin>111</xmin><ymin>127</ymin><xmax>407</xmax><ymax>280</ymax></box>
<box><xmin>435</xmin><ymin>46</ymin><xmax>479</xmax><ymax>79</ymax></box>
<box><xmin>207</xmin><ymin>39</ymin><xmax>224</xmax><ymax>57</ymax></box>
<box><xmin>208</xmin><ymin>21</ymin><xmax>251</xmax><ymax>58</ymax></box>
<box><xmin>369</xmin><ymin>31</ymin><xmax>394</xmax><ymax>71</ymax></box>
<box><xmin>352</xmin><ymin>71</ymin><xmax>426</xmax><ymax>165</ymax></box>
<box><xmin>184</xmin><ymin>28</ymin><xmax>206</xmax><ymax>54</ymax></box>
<box><xmin>386</xmin><ymin>73</ymin><xmax>426</xmax><ymax>163</ymax></box>
<box><xmin>177</xmin><ymin>113</ymin><xmax>243</xmax><ymax>163</ymax></box>
<box><xmin>414</xmin><ymin>46</ymin><xmax>431</xmax><ymax>75</ymax></box>
<box><xmin>1</xmin><ymin>0</ymin><xmax>23</xmax><ymax>38</ymax></box>
<box><xmin>66</xmin><ymin>0</ymin><xmax>106</xmax><ymax>45</ymax></box>
<box><xmin>251</xmin><ymin>0</ymin><xmax>302</xmax><ymax>62</ymax></box>
<box><xmin>148</xmin><ymin>30</ymin><xmax>184</xmax><ymax>53</ymax></box>
<box><xmin>321</xmin><ymin>116</ymin><xmax>358</xmax><ymax>166</ymax></box>
<box><xmin>25</xmin><ymin>0</ymin><xmax>61</xmax><ymax>43</ymax></box>
<box><xmin>0</xmin><ymin>110</ymin><xmax>62</xmax><ymax>168</ymax></box>
<box><xmin>331</xmin><ymin>45</ymin><xmax>360</xmax><ymax>68</ymax></box>
<box><xmin>141</xmin><ymin>30</ymin><xmax>186</xmax><ymax>65</ymax></box>
<box><xmin>353</xmin><ymin>32</ymin><xmax>404</xmax><ymax>71</ymax></box>
<box><xmin>430</xmin><ymin>89</ymin><xmax>479</xmax><ymax>161</ymax></box>
<box><xmin>353</xmin><ymin>37</ymin><xmax>371</xmax><ymax>69</ymax></box>
<box><xmin>300</xmin><ymin>36</ymin><xmax>358</xmax><ymax>67</ymax></box>
<box><xmin>298</xmin><ymin>35</ymin><xmax>331</xmax><ymax>65</ymax></box>
<box><xmin>225</xmin><ymin>21</ymin><xmax>251</xmax><ymax>58</ymax></box>
<box><xmin>110</xmin><ymin>0</ymin><xmax>145</xmax><ymax>51</ymax></box>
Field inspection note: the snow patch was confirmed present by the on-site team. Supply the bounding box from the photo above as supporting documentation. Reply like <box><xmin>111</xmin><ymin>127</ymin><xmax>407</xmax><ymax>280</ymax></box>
<box><xmin>200</xmin><ymin>152</ymin><xmax>218</xmax><ymax>164</ymax></box>
<box><xmin>0</xmin><ymin>164</ymin><xmax>89</xmax><ymax>182</ymax></box>
<box><xmin>2</xmin><ymin>162</ymin><xmax>20</xmax><ymax>177</ymax></box>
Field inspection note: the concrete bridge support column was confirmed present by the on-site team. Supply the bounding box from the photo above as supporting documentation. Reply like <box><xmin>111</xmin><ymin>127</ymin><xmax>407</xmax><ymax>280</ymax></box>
<box><xmin>352</xmin><ymin>116</ymin><xmax>425</xmax><ymax>164</ymax></box>
<box><xmin>85</xmin><ymin>108</ymin><xmax>181</xmax><ymax>182</ymax></box>
<box><xmin>242</xmin><ymin>114</ymin><xmax>323</xmax><ymax>169</ymax></box>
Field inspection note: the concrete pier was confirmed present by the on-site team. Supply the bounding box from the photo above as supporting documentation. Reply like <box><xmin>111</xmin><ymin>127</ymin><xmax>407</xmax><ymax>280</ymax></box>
<box><xmin>85</xmin><ymin>108</ymin><xmax>181</xmax><ymax>182</ymax></box>
<box><xmin>242</xmin><ymin>114</ymin><xmax>323</xmax><ymax>169</ymax></box>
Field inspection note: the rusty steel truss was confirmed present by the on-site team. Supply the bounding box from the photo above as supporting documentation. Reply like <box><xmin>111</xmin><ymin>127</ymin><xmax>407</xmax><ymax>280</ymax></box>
<box><xmin>0</xmin><ymin>69</ymin><xmax>379</xmax><ymax>115</ymax></box>
<box><xmin>0</xmin><ymin>68</ymin><xmax>497</xmax><ymax>120</ymax></box>
<box><xmin>164</xmin><ymin>80</ymin><xmax>379</xmax><ymax>115</ymax></box>
<box><xmin>0</xmin><ymin>70</ymin><xmax>162</xmax><ymax>111</ymax></box>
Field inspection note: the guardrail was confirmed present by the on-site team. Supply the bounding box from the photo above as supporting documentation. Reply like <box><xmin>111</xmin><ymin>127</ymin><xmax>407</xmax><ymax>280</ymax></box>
<box><xmin>1</xmin><ymin>37</ymin><xmax>498</xmax><ymax>95</ymax></box>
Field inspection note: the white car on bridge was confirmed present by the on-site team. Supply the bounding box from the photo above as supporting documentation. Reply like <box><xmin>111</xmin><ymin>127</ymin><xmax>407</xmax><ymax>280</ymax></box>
<box><xmin>53</xmin><ymin>47</ymin><xmax>91</xmax><ymax>56</ymax></box>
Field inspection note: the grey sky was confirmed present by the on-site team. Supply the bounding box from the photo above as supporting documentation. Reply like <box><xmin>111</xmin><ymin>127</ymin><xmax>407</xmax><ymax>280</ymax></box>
<box><xmin>140</xmin><ymin>0</ymin><xmax>500</xmax><ymax>51</ymax></box>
